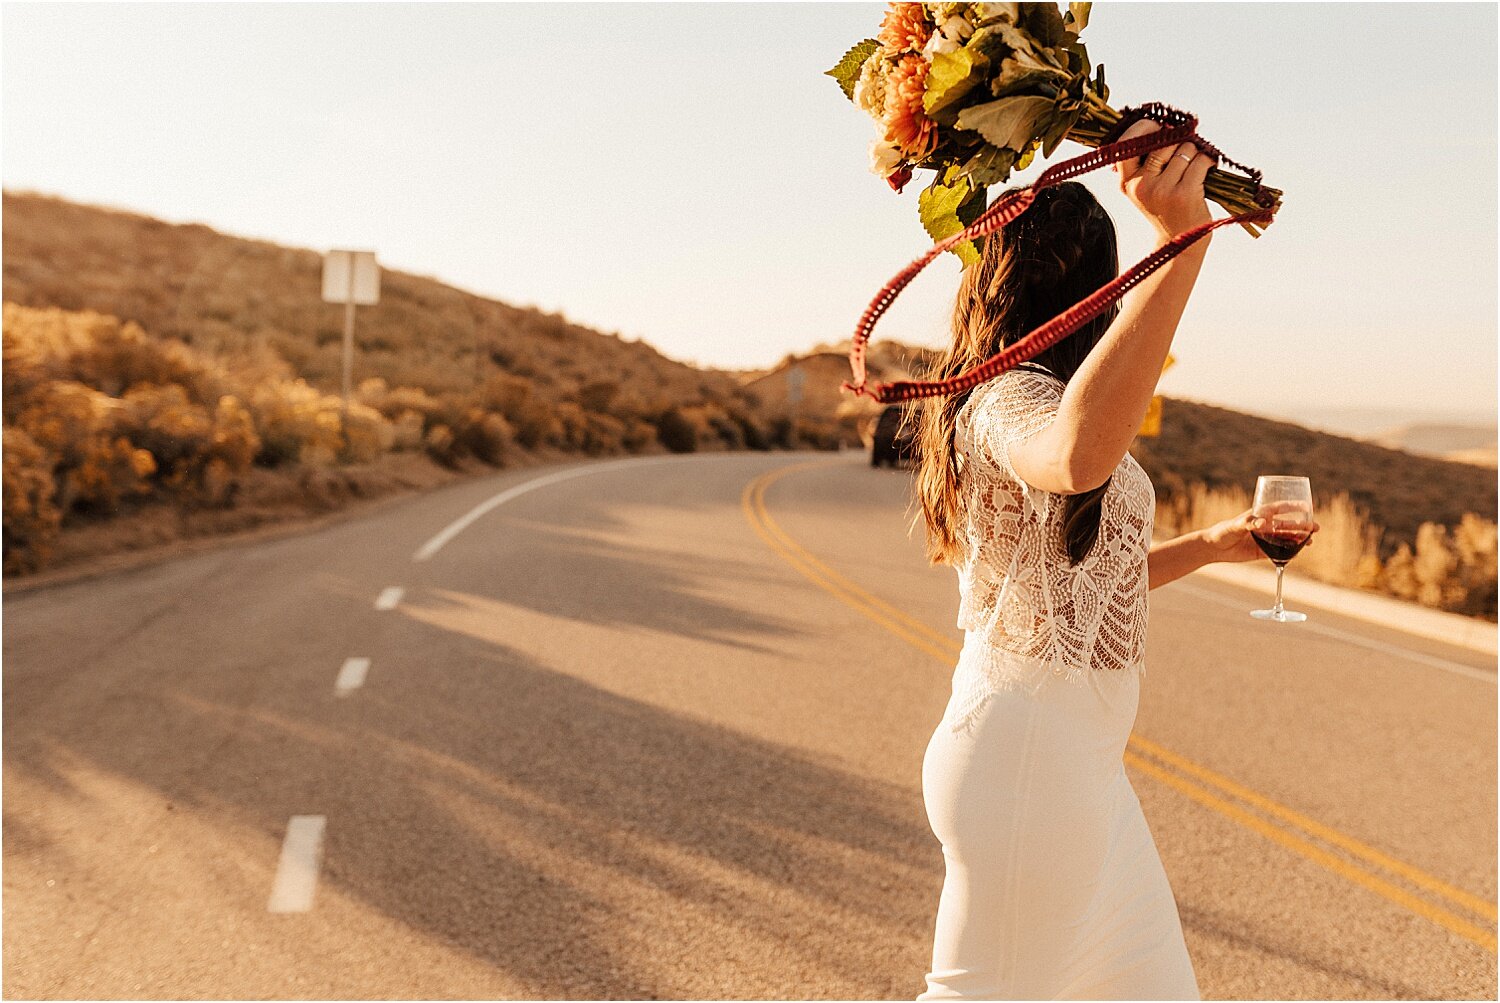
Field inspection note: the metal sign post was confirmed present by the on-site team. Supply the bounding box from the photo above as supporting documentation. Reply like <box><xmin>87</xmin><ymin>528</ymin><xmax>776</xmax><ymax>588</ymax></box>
<box><xmin>321</xmin><ymin>250</ymin><xmax>381</xmax><ymax>438</ymax></box>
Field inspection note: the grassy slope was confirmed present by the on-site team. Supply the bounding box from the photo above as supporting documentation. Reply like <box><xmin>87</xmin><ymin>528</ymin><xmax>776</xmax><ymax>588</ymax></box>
<box><xmin>2</xmin><ymin>190</ymin><xmax>752</xmax><ymax>415</ymax></box>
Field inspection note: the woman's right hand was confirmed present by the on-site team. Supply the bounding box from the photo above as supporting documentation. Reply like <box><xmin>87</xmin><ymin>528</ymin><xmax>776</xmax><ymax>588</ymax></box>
<box><xmin>1112</xmin><ymin>120</ymin><xmax>1216</xmax><ymax>241</ymax></box>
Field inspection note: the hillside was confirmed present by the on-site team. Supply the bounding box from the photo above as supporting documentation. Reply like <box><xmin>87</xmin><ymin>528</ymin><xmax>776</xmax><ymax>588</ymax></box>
<box><xmin>2</xmin><ymin>190</ymin><xmax>754</xmax><ymax>412</ymax></box>
<box><xmin>1135</xmin><ymin>396</ymin><xmax>1496</xmax><ymax>560</ymax></box>
<box><xmin>1</xmin><ymin>190</ymin><xmax>859</xmax><ymax>577</ymax></box>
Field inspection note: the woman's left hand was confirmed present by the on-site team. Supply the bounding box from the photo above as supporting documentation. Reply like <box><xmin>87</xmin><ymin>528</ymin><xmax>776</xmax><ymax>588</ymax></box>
<box><xmin>1200</xmin><ymin>507</ymin><xmax>1320</xmax><ymax>564</ymax></box>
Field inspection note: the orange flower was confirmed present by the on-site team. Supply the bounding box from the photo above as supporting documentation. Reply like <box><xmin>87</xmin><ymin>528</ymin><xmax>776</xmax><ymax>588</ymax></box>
<box><xmin>878</xmin><ymin>2</ymin><xmax>931</xmax><ymax>54</ymax></box>
<box><xmin>883</xmin><ymin>53</ymin><xmax>938</xmax><ymax>159</ymax></box>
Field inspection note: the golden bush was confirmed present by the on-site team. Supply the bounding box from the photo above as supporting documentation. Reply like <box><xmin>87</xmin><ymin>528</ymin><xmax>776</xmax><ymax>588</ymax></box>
<box><xmin>248</xmin><ymin>378</ymin><xmax>344</xmax><ymax>466</ymax></box>
<box><xmin>211</xmin><ymin>395</ymin><xmax>261</xmax><ymax>473</ymax></box>
<box><xmin>3</xmin><ymin>427</ymin><xmax>62</xmax><ymax>573</ymax></box>
<box><xmin>391</xmin><ymin>409</ymin><xmax>425</xmax><ymax>452</ymax></box>
<box><xmin>1163</xmin><ymin>478</ymin><xmax>1496</xmax><ymax>618</ymax></box>
<box><xmin>622</xmin><ymin>418</ymin><xmax>658</xmax><ymax>453</ymax></box>
<box><xmin>1377</xmin><ymin>516</ymin><xmax>1499</xmax><ymax>617</ymax></box>
<box><xmin>343</xmin><ymin>402</ymin><xmax>396</xmax><ymax>464</ymax></box>
<box><xmin>455</xmin><ymin>409</ymin><xmax>515</xmax><ymax>466</ymax></box>
<box><xmin>581</xmin><ymin>412</ymin><xmax>628</xmax><ymax>456</ymax></box>
<box><xmin>14</xmin><ymin>381</ymin><xmax>155</xmax><ymax>513</ymax></box>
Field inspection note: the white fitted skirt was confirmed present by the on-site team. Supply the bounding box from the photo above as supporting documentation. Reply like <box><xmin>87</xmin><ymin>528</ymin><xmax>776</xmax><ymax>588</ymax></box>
<box><xmin>918</xmin><ymin>636</ymin><xmax>1200</xmax><ymax>1000</ymax></box>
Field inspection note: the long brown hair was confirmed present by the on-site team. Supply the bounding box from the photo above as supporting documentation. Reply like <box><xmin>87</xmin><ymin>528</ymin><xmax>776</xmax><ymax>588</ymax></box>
<box><xmin>910</xmin><ymin>180</ymin><xmax>1121</xmax><ymax>568</ymax></box>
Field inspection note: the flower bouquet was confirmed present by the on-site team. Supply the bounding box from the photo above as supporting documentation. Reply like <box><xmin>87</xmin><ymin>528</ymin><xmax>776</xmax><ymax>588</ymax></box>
<box><xmin>827</xmin><ymin>1</ymin><xmax>1282</xmax><ymax>266</ymax></box>
<box><xmin>829</xmin><ymin>1</ymin><xmax>1282</xmax><ymax>404</ymax></box>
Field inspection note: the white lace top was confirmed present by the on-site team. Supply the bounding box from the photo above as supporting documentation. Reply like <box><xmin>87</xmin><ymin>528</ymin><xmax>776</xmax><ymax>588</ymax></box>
<box><xmin>947</xmin><ymin>365</ymin><xmax>1155</xmax><ymax>730</ymax></box>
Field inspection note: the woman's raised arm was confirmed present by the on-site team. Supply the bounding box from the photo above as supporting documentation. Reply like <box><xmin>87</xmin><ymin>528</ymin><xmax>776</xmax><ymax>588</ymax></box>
<box><xmin>1008</xmin><ymin>120</ymin><xmax>1219</xmax><ymax>496</ymax></box>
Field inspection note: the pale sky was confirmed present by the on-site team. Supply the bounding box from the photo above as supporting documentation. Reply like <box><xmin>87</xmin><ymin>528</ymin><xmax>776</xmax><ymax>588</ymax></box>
<box><xmin>3</xmin><ymin>2</ymin><xmax>1496</xmax><ymax>434</ymax></box>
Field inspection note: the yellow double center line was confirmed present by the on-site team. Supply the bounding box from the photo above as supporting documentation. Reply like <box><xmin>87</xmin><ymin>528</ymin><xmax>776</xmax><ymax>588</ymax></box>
<box><xmin>742</xmin><ymin>459</ymin><xmax>1497</xmax><ymax>954</ymax></box>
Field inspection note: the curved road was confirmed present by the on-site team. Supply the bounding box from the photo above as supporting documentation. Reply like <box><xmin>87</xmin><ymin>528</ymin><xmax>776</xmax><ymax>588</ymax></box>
<box><xmin>4</xmin><ymin>451</ymin><xmax>1495</xmax><ymax>999</ymax></box>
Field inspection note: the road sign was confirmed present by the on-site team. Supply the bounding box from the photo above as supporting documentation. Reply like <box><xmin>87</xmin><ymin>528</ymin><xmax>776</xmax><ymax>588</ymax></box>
<box><xmin>321</xmin><ymin>250</ymin><xmax>379</xmax><ymax>306</ymax></box>
<box><xmin>322</xmin><ymin>250</ymin><xmax>381</xmax><ymax>437</ymax></box>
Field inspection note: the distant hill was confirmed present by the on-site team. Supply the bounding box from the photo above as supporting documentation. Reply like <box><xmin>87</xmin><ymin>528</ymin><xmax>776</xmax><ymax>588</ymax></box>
<box><xmin>736</xmin><ymin>341</ymin><xmax>940</xmax><ymax>439</ymax></box>
<box><xmin>1369</xmin><ymin>422</ymin><xmax>1498</xmax><ymax>467</ymax></box>
<box><xmin>1136</xmin><ymin>397</ymin><xmax>1496</xmax><ymax>559</ymax></box>
<box><xmin>1441</xmin><ymin>447</ymin><xmax>1498</xmax><ymax>469</ymax></box>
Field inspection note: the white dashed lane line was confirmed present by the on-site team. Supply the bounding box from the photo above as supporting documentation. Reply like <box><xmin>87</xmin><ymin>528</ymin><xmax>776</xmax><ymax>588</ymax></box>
<box><xmin>335</xmin><ymin>657</ymin><xmax>371</xmax><ymax>695</ymax></box>
<box><xmin>374</xmin><ymin>586</ymin><xmax>404</xmax><ymax>611</ymax></box>
<box><xmin>267</xmin><ymin>815</ymin><xmax>326</xmax><ymax>914</ymax></box>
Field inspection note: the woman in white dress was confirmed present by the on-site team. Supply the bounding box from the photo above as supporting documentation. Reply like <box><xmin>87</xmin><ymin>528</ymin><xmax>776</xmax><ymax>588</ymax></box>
<box><xmin>910</xmin><ymin>121</ymin><xmax>1318</xmax><ymax>999</ymax></box>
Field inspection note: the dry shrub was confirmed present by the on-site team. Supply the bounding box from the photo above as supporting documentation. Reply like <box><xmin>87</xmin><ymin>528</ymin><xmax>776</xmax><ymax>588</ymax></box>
<box><xmin>423</xmin><ymin>423</ymin><xmax>457</xmax><ymax>466</ymax></box>
<box><xmin>248</xmin><ymin>378</ymin><xmax>345</xmax><ymax>466</ymax></box>
<box><xmin>1378</xmin><ymin>515</ymin><xmax>1499</xmax><ymax>618</ymax></box>
<box><xmin>14</xmin><ymin>381</ymin><xmax>156</xmax><ymax>513</ymax></box>
<box><xmin>792</xmin><ymin>417</ymin><xmax>841</xmax><ymax>450</ymax></box>
<box><xmin>574</xmin><ymin>379</ymin><xmax>618</xmax><ymax>414</ymax></box>
<box><xmin>623</xmin><ymin>418</ymin><xmax>658</xmax><ymax>453</ymax></box>
<box><xmin>725</xmin><ymin>407</ymin><xmax>770</xmax><ymax>451</ymax></box>
<box><xmin>455</xmin><ymin>409</ymin><xmax>515</xmax><ymax>466</ymax></box>
<box><xmin>655</xmin><ymin>406</ymin><xmax>698</xmax><ymax>454</ymax></box>
<box><xmin>511</xmin><ymin>399</ymin><xmax>562</xmax><ymax>450</ymax></box>
<box><xmin>391</xmin><ymin>409</ymin><xmax>425</xmax><ymax>452</ymax></box>
<box><xmin>3</xmin><ymin>303</ymin><xmax>217</xmax><ymax>406</ymax></box>
<box><xmin>1161</xmin><ymin>478</ymin><xmax>1496</xmax><ymax>619</ymax></box>
<box><xmin>581</xmin><ymin>412</ymin><xmax>627</xmax><ymax>456</ymax></box>
<box><xmin>3</xmin><ymin>427</ymin><xmax>62</xmax><ymax>572</ymax></box>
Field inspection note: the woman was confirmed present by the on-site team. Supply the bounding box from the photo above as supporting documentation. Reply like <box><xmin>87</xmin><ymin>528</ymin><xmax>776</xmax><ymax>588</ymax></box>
<box><xmin>911</xmin><ymin>120</ymin><xmax>1317</xmax><ymax>999</ymax></box>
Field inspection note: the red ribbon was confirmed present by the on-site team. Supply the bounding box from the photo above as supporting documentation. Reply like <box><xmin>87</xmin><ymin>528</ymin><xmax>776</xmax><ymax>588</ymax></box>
<box><xmin>843</xmin><ymin>103</ymin><xmax>1276</xmax><ymax>404</ymax></box>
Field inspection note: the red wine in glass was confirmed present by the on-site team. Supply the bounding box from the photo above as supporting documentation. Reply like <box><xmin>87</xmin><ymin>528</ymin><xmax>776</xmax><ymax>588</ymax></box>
<box><xmin>1251</xmin><ymin>528</ymin><xmax>1310</xmax><ymax>564</ymax></box>
<box><xmin>1249</xmin><ymin>475</ymin><xmax>1313</xmax><ymax>622</ymax></box>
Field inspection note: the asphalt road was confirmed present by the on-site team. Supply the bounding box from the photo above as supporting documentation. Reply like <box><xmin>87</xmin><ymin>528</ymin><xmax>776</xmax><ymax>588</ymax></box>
<box><xmin>4</xmin><ymin>450</ymin><xmax>1496</xmax><ymax>1000</ymax></box>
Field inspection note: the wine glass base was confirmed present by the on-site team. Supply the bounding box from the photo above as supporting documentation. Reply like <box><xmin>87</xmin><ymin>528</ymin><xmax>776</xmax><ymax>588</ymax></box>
<box><xmin>1250</xmin><ymin>608</ymin><xmax>1308</xmax><ymax>622</ymax></box>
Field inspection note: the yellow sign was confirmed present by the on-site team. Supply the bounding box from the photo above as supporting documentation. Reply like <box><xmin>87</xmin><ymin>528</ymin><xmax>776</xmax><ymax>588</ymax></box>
<box><xmin>1138</xmin><ymin>395</ymin><xmax>1162</xmax><ymax>437</ymax></box>
<box><xmin>1136</xmin><ymin>353</ymin><xmax>1173</xmax><ymax>438</ymax></box>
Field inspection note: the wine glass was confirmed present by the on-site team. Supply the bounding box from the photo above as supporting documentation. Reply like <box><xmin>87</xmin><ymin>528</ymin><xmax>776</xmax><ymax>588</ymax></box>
<box><xmin>1249</xmin><ymin>475</ymin><xmax>1314</xmax><ymax>622</ymax></box>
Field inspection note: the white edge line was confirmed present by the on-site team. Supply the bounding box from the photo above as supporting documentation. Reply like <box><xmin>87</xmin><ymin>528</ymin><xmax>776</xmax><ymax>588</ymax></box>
<box><xmin>1170</xmin><ymin>581</ymin><xmax>1497</xmax><ymax>685</ymax></box>
<box><xmin>412</xmin><ymin>455</ymin><xmax>689</xmax><ymax>562</ymax></box>
<box><xmin>267</xmin><ymin>814</ymin><xmax>326</xmax><ymax>913</ymax></box>
<box><xmin>335</xmin><ymin>657</ymin><xmax>371</xmax><ymax>695</ymax></box>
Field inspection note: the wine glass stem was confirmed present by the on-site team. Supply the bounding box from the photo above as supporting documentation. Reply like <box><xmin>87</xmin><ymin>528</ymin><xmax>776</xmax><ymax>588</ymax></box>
<box><xmin>1273</xmin><ymin>564</ymin><xmax>1285</xmax><ymax>614</ymax></box>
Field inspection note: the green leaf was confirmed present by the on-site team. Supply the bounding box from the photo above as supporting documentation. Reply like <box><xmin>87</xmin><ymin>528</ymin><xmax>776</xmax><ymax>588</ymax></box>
<box><xmin>825</xmin><ymin>39</ymin><xmax>879</xmax><ymax>101</ymax></box>
<box><xmin>1065</xmin><ymin>2</ymin><xmax>1091</xmax><ymax>33</ymax></box>
<box><xmin>1020</xmin><ymin>2</ymin><xmax>1068</xmax><ymax>48</ymax></box>
<box><xmin>919</xmin><ymin>175</ymin><xmax>987</xmax><ymax>266</ymax></box>
<box><xmin>955</xmin><ymin>94</ymin><xmax>1054</xmax><ymax>152</ymax></box>
<box><xmin>989</xmin><ymin>55</ymin><xmax>1070</xmax><ymax>99</ymax></box>
<box><xmin>924</xmin><ymin>45</ymin><xmax>990</xmax><ymax>119</ymax></box>
<box><xmin>961</xmin><ymin>145</ymin><xmax>1019</xmax><ymax>186</ymax></box>
<box><xmin>1039</xmin><ymin>100</ymin><xmax>1084</xmax><ymax>157</ymax></box>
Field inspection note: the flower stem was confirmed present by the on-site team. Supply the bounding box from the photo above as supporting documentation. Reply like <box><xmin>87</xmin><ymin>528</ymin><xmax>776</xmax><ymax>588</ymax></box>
<box><xmin>1071</xmin><ymin>99</ymin><xmax>1281</xmax><ymax>237</ymax></box>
